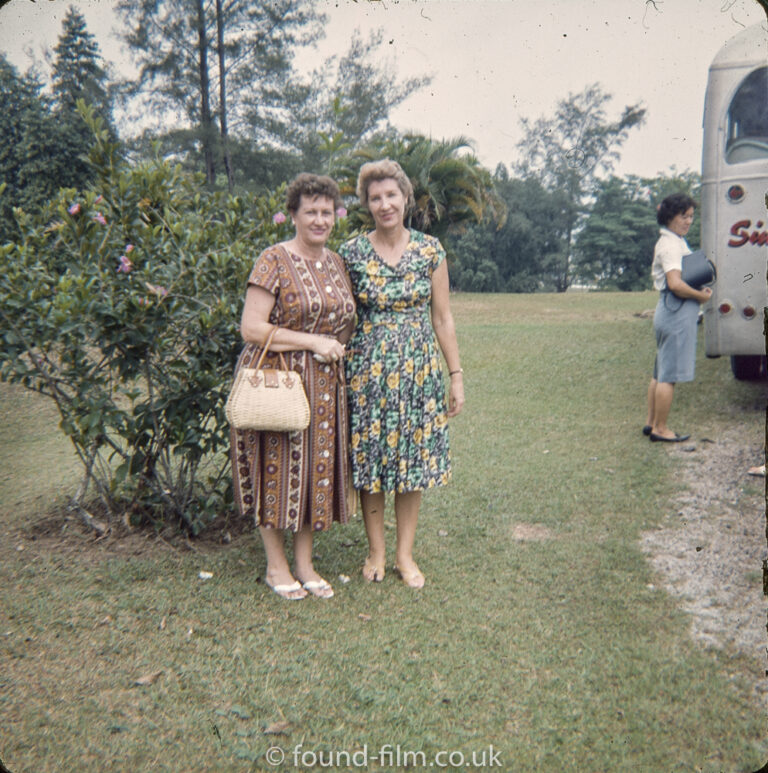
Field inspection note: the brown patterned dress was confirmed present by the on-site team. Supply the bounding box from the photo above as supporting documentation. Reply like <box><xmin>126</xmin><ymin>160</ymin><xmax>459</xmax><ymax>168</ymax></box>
<box><xmin>231</xmin><ymin>244</ymin><xmax>356</xmax><ymax>532</ymax></box>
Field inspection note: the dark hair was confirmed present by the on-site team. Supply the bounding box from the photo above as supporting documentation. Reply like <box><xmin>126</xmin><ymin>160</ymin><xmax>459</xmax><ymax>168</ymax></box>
<box><xmin>285</xmin><ymin>173</ymin><xmax>341</xmax><ymax>214</ymax></box>
<box><xmin>657</xmin><ymin>193</ymin><xmax>696</xmax><ymax>226</ymax></box>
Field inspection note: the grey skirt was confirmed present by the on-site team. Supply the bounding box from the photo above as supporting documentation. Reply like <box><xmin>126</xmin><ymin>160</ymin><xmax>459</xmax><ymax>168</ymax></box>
<box><xmin>652</xmin><ymin>291</ymin><xmax>699</xmax><ymax>383</ymax></box>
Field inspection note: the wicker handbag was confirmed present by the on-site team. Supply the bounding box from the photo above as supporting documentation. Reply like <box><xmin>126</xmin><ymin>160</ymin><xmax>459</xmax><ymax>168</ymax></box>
<box><xmin>225</xmin><ymin>326</ymin><xmax>310</xmax><ymax>432</ymax></box>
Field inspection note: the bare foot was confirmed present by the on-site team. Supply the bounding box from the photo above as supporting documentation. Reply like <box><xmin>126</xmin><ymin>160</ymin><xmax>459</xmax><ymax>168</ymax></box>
<box><xmin>362</xmin><ymin>555</ymin><xmax>386</xmax><ymax>583</ymax></box>
<box><xmin>394</xmin><ymin>561</ymin><xmax>425</xmax><ymax>589</ymax></box>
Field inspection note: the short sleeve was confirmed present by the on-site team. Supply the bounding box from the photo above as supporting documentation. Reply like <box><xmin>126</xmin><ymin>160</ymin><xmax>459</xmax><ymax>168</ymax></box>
<box><xmin>657</xmin><ymin>242</ymin><xmax>683</xmax><ymax>275</ymax></box>
<box><xmin>413</xmin><ymin>232</ymin><xmax>445</xmax><ymax>276</ymax></box>
<box><xmin>654</xmin><ymin>231</ymin><xmax>688</xmax><ymax>277</ymax></box>
<box><xmin>431</xmin><ymin>237</ymin><xmax>447</xmax><ymax>271</ymax></box>
<box><xmin>247</xmin><ymin>247</ymin><xmax>281</xmax><ymax>295</ymax></box>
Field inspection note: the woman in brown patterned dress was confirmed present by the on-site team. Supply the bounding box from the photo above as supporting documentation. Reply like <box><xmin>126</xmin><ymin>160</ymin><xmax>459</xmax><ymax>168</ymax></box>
<box><xmin>232</xmin><ymin>174</ymin><xmax>356</xmax><ymax>600</ymax></box>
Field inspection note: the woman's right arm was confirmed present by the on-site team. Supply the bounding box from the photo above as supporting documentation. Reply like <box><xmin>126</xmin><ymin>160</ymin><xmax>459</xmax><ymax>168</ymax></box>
<box><xmin>664</xmin><ymin>270</ymin><xmax>713</xmax><ymax>304</ymax></box>
<box><xmin>240</xmin><ymin>285</ymin><xmax>346</xmax><ymax>360</ymax></box>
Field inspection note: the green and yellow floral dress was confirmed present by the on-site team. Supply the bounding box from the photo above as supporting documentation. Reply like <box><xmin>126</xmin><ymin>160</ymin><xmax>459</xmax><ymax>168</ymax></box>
<box><xmin>340</xmin><ymin>229</ymin><xmax>451</xmax><ymax>494</ymax></box>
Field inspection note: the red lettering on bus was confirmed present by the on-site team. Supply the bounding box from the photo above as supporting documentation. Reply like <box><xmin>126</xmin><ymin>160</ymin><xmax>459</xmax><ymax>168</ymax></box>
<box><xmin>728</xmin><ymin>219</ymin><xmax>768</xmax><ymax>247</ymax></box>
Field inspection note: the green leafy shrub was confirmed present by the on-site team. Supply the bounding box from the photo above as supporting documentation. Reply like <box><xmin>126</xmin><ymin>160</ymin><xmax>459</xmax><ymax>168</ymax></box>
<box><xmin>0</xmin><ymin>107</ymin><xmax>352</xmax><ymax>533</ymax></box>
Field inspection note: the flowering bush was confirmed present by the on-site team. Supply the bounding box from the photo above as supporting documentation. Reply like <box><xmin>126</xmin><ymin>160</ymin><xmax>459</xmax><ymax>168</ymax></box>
<box><xmin>0</xmin><ymin>108</ymin><xmax>357</xmax><ymax>534</ymax></box>
<box><xmin>117</xmin><ymin>253</ymin><xmax>133</xmax><ymax>273</ymax></box>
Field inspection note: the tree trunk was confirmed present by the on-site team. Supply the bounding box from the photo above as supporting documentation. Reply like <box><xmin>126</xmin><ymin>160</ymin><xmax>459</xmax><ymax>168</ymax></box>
<box><xmin>557</xmin><ymin>225</ymin><xmax>573</xmax><ymax>293</ymax></box>
<box><xmin>558</xmin><ymin>195</ymin><xmax>579</xmax><ymax>292</ymax></box>
<box><xmin>215</xmin><ymin>0</ymin><xmax>234</xmax><ymax>192</ymax></box>
<box><xmin>196</xmin><ymin>0</ymin><xmax>215</xmax><ymax>185</ymax></box>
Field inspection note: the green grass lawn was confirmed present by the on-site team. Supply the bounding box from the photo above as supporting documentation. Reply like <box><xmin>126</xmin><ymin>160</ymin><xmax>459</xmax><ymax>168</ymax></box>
<box><xmin>1</xmin><ymin>291</ymin><xmax>766</xmax><ymax>772</ymax></box>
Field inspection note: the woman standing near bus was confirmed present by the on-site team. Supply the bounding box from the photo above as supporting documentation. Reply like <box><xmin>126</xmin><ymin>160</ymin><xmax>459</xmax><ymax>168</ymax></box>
<box><xmin>644</xmin><ymin>193</ymin><xmax>713</xmax><ymax>442</ymax></box>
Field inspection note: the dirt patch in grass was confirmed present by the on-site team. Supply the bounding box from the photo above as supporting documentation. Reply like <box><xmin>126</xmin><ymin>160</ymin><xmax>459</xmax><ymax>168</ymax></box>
<box><xmin>511</xmin><ymin>523</ymin><xmax>554</xmax><ymax>541</ymax></box>
<box><xmin>641</xmin><ymin>427</ymin><xmax>767</xmax><ymax>706</ymax></box>
<box><xmin>3</xmin><ymin>503</ymin><xmax>256</xmax><ymax>565</ymax></box>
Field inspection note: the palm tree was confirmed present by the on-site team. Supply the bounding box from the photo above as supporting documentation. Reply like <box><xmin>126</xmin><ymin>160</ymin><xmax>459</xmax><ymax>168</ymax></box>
<box><xmin>348</xmin><ymin>134</ymin><xmax>505</xmax><ymax>242</ymax></box>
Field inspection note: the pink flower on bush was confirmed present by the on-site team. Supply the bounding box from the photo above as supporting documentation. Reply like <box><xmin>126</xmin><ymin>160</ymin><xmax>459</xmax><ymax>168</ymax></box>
<box><xmin>93</xmin><ymin>212</ymin><xmax>107</xmax><ymax>226</ymax></box>
<box><xmin>68</xmin><ymin>203</ymin><xmax>81</xmax><ymax>216</ymax></box>
<box><xmin>125</xmin><ymin>244</ymin><xmax>134</xmax><ymax>253</ymax></box>
<box><xmin>145</xmin><ymin>282</ymin><xmax>168</xmax><ymax>297</ymax></box>
<box><xmin>94</xmin><ymin>195</ymin><xmax>104</xmax><ymax>204</ymax></box>
<box><xmin>272</xmin><ymin>211</ymin><xmax>286</xmax><ymax>224</ymax></box>
<box><xmin>117</xmin><ymin>255</ymin><xmax>133</xmax><ymax>273</ymax></box>
<box><xmin>336</xmin><ymin>207</ymin><xmax>347</xmax><ymax>218</ymax></box>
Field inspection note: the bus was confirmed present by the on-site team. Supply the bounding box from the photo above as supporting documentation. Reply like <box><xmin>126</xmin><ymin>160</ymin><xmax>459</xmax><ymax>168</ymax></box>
<box><xmin>701</xmin><ymin>22</ymin><xmax>768</xmax><ymax>379</ymax></box>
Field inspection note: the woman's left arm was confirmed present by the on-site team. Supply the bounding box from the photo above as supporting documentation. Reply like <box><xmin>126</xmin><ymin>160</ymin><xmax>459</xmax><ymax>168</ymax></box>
<box><xmin>430</xmin><ymin>260</ymin><xmax>465</xmax><ymax>417</ymax></box>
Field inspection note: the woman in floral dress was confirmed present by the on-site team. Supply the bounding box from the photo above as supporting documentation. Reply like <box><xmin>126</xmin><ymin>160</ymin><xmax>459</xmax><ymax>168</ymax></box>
<box><xmin>232</xmin><ymin>174</ymin><xmax>355</xmax><ymax>600</ymax></box>
<box><xmin>340</xmin><ymin>160</ymin><xmax>465</xmax><ymax>588</ymax></box>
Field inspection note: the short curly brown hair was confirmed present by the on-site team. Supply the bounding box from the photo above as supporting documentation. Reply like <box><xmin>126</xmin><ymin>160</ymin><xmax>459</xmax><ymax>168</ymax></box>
<box><xmin>285</xmin><ymin>173</ymin><xmax>341</xmax><ymax>214</ymax></box>
<box><xmin>356</xmin><ymin>159</ymin><xmax>415</xmax><ymax>212</ymax></box>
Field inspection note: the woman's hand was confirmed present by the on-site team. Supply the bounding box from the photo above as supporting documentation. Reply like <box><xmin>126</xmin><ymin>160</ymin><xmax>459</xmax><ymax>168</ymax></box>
<box><xmin>665</xmin><ymin>270</ymin><xmax>713</xmax><ymax>304</ymax></box>
<box><xmin>447</xmin><ymin>373</ymin><xmax>465</xmax><ymax>417</ymax></box>
<box><xmin>241</xmin><ymin>286</ymin><xmax>348</xmax><ymax>359</ymax></box>
<box><xmin>312</xmin><ymin>335</ymin><xmax>346</xmax><ymax>363</ymax></box>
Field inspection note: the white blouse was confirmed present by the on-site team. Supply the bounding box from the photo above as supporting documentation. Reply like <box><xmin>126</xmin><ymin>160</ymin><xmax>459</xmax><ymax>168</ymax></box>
<box><xmin>651</xmin><ymin>227</ymin><xmax>691</xmax><ymax>291</ymax></box>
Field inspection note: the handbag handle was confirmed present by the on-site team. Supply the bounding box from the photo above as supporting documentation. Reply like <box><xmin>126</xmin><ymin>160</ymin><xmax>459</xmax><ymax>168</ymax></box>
<box><xmin>253</xmin><ymin>325</ymin><xmax>289</xmax><ymax>371</ymax></box>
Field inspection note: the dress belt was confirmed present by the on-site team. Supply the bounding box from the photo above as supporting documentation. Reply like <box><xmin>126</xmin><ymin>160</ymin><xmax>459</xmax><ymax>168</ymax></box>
<box><xmin>361</xmin><ymin>308</ymin><xmax>428</xmax><ymax>325</ymax></box>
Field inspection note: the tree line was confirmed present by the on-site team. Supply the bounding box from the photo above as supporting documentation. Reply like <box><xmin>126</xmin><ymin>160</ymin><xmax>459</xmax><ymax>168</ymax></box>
<box><xmin>0</xmin><ymin>2</ymin><xmax>701</xmax><ymax>293</ymax></box>
<box><xmin>0</xmin><ymin>2</ymin><xmax>704</xmax><ymax>530</ymax></box>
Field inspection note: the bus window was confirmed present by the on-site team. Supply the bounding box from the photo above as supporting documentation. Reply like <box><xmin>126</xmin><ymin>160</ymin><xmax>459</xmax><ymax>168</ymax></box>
<box><xmin>725</xmin><ymin>66</ymin><xmax>768</xmax><ymax>164</ymax></box>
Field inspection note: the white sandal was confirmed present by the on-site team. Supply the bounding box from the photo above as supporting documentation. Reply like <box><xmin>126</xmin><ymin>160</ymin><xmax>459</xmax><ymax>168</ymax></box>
<box><xmin>301</xmin><ymin>579</ymin><xmax>334</xmax><ymax>599</ymax></box>
<box><xmin>266</xmin><ymin>580</ymin><xmax>307</xmax><ymax>600</ymax></box>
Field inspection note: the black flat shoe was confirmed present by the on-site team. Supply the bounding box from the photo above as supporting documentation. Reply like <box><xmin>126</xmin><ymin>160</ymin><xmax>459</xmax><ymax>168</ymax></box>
<box><xmin>650</xmin><ymin>432</ymin><xmax>690</xmax><ymax>443</ymax></box>
<box><xmin>642</xmin><ymin>425</ymin><xmax>652</xmax><ymax>436</ymax></box>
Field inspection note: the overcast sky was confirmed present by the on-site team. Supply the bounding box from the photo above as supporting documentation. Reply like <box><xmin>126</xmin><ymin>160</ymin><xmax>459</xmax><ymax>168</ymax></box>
<box><xmin>1</xmin><ymin>0</ymin><xmax>766</xmax><ymax>179</ymax></box>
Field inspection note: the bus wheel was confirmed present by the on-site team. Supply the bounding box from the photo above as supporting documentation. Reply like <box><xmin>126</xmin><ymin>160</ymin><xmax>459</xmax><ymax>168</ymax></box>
<box><xmin>730</xmin><ymin>355</ymin><xmax>766</xmax><ymax>380</ymax></box>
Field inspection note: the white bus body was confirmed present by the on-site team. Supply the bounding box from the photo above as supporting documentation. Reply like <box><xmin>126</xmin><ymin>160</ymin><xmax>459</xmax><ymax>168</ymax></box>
<box><xmin>701</xmin><ymin>23</ymin><xmax>768</xmax><ymax>379</ymax></box>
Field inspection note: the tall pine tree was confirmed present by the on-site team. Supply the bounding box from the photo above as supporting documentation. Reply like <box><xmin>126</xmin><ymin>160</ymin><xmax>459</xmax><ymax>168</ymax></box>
<box><xmin>51</xmin><ymin>6</ymin><xmax>114</xmax><ymax>190</ymax></box>
<box><xmin>0</xmin><ymin>56</ymin><xmax>60</xmax><ymax>243</ymax></box>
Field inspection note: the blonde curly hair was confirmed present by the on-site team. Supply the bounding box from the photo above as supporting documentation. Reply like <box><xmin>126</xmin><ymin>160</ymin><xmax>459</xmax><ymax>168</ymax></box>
<box><xmin>355</xmin><ymin>159</ymin><xmax>414</xmax><ymax>213</ymax></box>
